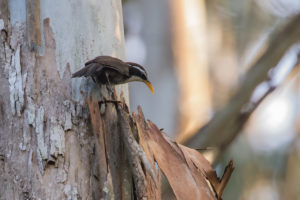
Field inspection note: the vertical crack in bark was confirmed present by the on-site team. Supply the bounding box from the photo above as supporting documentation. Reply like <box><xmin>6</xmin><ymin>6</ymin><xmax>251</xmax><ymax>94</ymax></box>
<box><xmin>26</xmin><ymin>0</ymin><xmax>41</xmax><ymax>52</ymax></box>
<box><xmin>1</xmin><ymin>29</ymin><xmax>8</xmax><ymax>61</ymax></box>
<box><xmin>117</xmin><ymin>104</ymin><xmax>147</xmax><ymax>199</ymax></box>
<box><xmin>88</xmin><ymin>98</ymin><xmax>111</xmax><ymax>199</ymax></box>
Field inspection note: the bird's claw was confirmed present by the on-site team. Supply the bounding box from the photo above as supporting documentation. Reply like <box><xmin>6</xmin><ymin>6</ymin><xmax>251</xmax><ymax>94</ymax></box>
<box><xmin>99</xmin><ymin>100</ymin><xmax>122</xmax><ymax>106</ymax></box>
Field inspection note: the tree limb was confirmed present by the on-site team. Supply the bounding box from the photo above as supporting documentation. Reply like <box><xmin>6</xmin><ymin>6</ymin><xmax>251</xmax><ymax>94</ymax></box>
<box><xmin>183</xmin><ymin>14</ymin><xmax>300</xmax><ymax>151</ymax></box>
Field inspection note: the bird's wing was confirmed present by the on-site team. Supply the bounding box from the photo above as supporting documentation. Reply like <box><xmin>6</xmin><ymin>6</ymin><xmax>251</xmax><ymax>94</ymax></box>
<box><xmin>86</xmin><ymin>56</ymin><xmax>130</xmax><ymax>75</ymax></box>
<box><xmin>72</xmin><ymin>56</ymin><xmax>130</xmax><ymax>78</ymax></box>
<box><xmin>72</xmin><ymin>63</ymin><xmax>104</xmax><ymax>77</ymax></box>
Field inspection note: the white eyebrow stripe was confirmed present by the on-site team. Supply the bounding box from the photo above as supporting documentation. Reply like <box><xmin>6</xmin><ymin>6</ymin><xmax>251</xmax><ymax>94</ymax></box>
<box><xmin>132</xmin><ymin>65</ymin><xmax>147</xmax><ymax>75</ymax></box>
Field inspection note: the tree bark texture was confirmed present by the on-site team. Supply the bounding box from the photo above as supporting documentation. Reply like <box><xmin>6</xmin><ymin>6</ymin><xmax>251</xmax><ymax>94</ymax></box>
<box><xmin>0</xmin><ymin>0</ymin><xmax>127</xmax><ymax>199</ymax></box>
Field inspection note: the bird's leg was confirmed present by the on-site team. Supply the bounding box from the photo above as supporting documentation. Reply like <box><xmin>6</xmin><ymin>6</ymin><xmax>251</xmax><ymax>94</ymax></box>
<box><xmin>100</xmin><ymin>71</ymin><xmax>120</xmax><ymax>105</ymax></box>
<box><xmin>105</xmin><ymin>71</ymin><xmax>115</xmax><ymax>94</ymax></box>
<box><xmin>106</xmin><ymin>85</ymin><xmax>114</xmax><ymax>94</ymax></box>
<box><xmin>99</xmin><ymin>99</ymin><xmax>121</xmax><ymax>107</ymax></box>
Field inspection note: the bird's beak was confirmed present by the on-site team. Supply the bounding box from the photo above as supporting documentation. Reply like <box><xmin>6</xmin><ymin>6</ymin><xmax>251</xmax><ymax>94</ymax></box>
<box><xmin>143</xmin><ymin>80</ymin><xmax>154</xmax><ymax>93</ymax></box>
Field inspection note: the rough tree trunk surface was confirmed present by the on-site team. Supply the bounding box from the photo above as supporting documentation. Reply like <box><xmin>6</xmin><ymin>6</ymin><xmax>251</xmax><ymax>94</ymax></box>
<box><xmin>0</xmin><ymin>0</ymin><xmax>126</xmax><ymax>199</ymax></box>
<box><xmin>0</xmin><ymin>1</ymin><xmax>234</xmax><ymax>200</ymax></box>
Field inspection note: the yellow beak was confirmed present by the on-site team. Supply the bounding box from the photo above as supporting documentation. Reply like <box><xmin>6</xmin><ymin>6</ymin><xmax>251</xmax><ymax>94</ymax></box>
<box><xmin>143</xmin><ymin>81</ymin><xmax>154</xmax><ymax>93</ymax></box>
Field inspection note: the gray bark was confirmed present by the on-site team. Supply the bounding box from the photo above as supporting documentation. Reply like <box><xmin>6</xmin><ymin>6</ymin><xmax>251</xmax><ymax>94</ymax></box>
<box><xmin>0</xmin><ymin>0</ymin><xmax>127</xmax><ymax>199</ymax></box>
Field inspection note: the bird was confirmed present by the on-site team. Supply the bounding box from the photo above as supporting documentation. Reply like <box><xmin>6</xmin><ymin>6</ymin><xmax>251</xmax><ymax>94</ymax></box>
<box><xmin>72</xmin><ymin>56</ymin><xmax>154</xmax><ymax>93</ymax></box>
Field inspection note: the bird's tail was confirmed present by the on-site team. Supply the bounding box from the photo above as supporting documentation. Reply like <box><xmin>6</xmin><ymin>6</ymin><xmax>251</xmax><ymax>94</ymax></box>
<box><xmin>72</xmin><ymin>68</ymin><xmax>88</xmax><ymax>78</ymax></box>
<box><xmin>72</xmin><ymin>63</ymin><xmax>100</xmax><ymax>78</ymax></box>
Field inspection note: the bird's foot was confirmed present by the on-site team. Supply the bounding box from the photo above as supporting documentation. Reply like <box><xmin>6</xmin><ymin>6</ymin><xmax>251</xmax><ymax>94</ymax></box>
<box><xmin>106</xmin><ymin>84</ymin><xmax>115</xmax><ymax>94</ymax></box>
<box><xmin>99</xmin><ymin>100</ymin><xmax>121</xmax><ymax>106</ymax></box>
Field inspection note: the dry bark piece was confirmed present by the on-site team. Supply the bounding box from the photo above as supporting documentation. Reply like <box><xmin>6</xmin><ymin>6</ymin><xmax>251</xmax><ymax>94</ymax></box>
<box><xmin>133</xmin><ymin>106</ymin><xmax>234</xmax><ymax>200</ymax></box>
<box><xmin>131</xmin><ymin>105</ymin><xmax>162</xmax><ymax>200</ymax></box>
<box><xmin>117</xmin><ymin>103</ymin><xmax>160</xmax><ymax>199</ymax></box>
<box><xmin>89</xmin><ymin>96</ymin><xmax>233</xmax><ymax>199</ymax></box>
<box><xmin>87</xmin><ymin>97</ymin><xmax>112</xmax><ymax>199</ymax></box>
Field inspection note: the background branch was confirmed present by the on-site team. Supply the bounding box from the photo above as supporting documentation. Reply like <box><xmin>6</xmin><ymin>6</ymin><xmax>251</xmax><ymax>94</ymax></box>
<box><xmin>183</xmin><ymin>14</ymin><xmax>300</xmax><ymax>153</ymax></box>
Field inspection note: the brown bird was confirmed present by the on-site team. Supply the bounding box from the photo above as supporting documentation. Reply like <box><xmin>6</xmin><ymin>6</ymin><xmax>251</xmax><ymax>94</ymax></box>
<box><xmin>72</xmin><ymin>56</ymin><xmax>154</xmax><ymax>93</ymax></box>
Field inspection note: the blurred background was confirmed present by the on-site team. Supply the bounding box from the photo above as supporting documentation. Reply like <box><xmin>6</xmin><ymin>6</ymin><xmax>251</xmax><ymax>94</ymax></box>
<box><xmin>123</xmin><ymin>0</ymin><xmax>300</xmax><ymax>199</ymax></box>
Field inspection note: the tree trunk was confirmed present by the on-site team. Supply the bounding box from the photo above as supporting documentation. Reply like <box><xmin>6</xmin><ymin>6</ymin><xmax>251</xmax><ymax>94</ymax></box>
<box><xmin>170</xmin><ymin>0</ymin><xmax>212</xmax><ymax>141</ymax></box>
<box><xmin>0</xmin><ymin>0</ymin><xmax>127</xmax><ymax>199</ymax></box>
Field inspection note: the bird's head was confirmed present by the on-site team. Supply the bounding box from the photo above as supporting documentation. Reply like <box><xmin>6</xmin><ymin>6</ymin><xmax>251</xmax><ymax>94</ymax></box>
<box><xmin>127</xmin><ymin>62</ymin><xmax>154</xmax><ymax>93</ymax></box>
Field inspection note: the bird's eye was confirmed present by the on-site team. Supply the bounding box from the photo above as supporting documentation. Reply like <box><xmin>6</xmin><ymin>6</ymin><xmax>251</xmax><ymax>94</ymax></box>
<box><xmin>141</xmin><ymin>74</ymin><xmax>147</xmax><ymax>80</ymax></box>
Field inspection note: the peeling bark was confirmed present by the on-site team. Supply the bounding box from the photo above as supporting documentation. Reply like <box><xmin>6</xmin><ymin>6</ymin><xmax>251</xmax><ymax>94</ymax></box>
<box><xmin>1</xmin><ymin>1</ymin><xmax>232</xmax><ymax>199</ymax></box>
<box><xmin>0</xmin><ymin>0</ymin><xmax>126</xmax><ymax>199</ymax></box>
